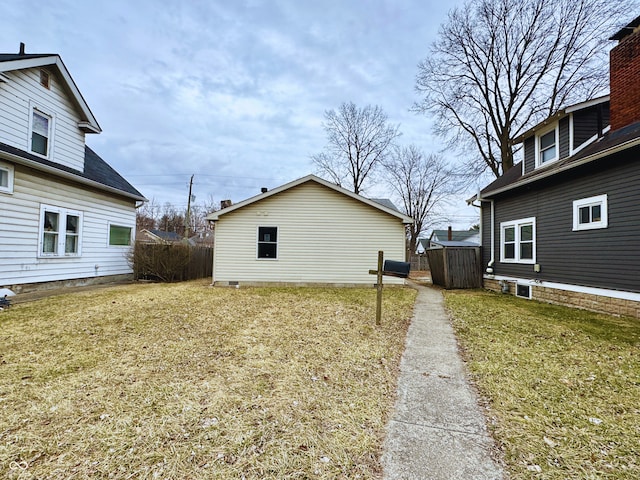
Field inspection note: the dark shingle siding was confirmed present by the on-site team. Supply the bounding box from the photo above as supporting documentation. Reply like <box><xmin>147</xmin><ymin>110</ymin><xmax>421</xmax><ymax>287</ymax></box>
<box><xmin>488</xmin><ymin>146</ymin><xmax>640</xmax><ymax>292</ymax></box>
<box><xmin>573</xmin><ymin>103</ymin><xmax>610</xmax><ymax>148</ymax></box>
<box><xmin>559</xmin><ymin>117</ymin><xmax>570</xmax><ymax>159</ymax></box>
<box><xmin>523</xmin><ymin>137</ymin><xmax>535</xmax><ymax>173</ymax></box>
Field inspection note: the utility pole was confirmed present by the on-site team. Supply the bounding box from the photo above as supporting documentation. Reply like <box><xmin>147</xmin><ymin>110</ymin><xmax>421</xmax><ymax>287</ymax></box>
<box><xmin>185</xmin><ymin>174</ymin><xmax>194</xmax><ymax>240</ymax></box>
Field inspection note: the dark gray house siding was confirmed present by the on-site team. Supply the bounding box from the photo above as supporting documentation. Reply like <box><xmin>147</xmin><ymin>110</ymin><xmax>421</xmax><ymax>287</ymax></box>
<box><xmin>482</xmin><ymin>144</ymin><xmax>640</xmax><ymax>293</ymax></box>
<box><xmin>559</xmin><ymin>117</ymin><xmax>570</xmax><ymax>159</ymax></box>
<box><xmin>521</xmin><ymin>101</ymin><xmax>610</xmax><ymax>175</ymax></box>
<box><xmin>573</xmin><ymin>103</ymin><xmax>610</xmax><ymax>148</ymax></box>
<box><xmin>524</xmin><ymin>137</ymin><xmax>535</xmax><ymax>173</ymax></box>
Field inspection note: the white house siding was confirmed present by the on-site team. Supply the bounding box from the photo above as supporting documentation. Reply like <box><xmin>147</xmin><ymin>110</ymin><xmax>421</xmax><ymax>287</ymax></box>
<box><xmin>0</xmin><ymin>163</ymin><xmax>136</xmax><ymax>287</ymax></box>
<box><xmin>0</xmin><ymin>68</ymin><xmax>85</xmax><ymax>171</ymax></box>
<box><xmin>213</xmin><ymin>182</ymin><xmax>407</xmax><ymax>286</ymax></box>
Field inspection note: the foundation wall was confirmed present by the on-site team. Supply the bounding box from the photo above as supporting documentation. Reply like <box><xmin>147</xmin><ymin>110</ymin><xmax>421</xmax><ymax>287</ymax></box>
<box><xmin>483</xmin><ymin>279</ymin><xmax>640</xmax><ymax>319</ymax></box>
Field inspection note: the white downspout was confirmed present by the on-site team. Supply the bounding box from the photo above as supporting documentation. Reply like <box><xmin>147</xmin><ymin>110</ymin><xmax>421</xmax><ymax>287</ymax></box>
<box><xmin>470</xmin><ymin>191</ymin><xmax>494</xmax><ymax>274</ymax></box>
<box><xmin>486</xmin><ymin>199</ymin><xmax>495</xmax><ymax>274</ymax></box>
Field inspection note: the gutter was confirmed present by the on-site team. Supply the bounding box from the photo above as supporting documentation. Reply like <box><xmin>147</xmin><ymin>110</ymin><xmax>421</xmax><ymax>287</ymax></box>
<box><xmin>1</xmin><ymin>149</ymin><xmax>147</xmax><ymax>202</ymax></box>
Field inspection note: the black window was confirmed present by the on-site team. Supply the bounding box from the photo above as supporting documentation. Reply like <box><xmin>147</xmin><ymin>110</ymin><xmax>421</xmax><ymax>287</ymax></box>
<box><xmin>257</xmin><ymin>226</ymin><xmax>277</xmax><ymax>259</ymax></box>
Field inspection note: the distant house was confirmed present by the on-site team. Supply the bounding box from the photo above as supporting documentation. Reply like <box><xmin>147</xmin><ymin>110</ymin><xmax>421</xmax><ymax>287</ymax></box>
<box><xmin>428</xmin><ymin>229</ymin><xmax>480</xmax><ymax>249</ymax></box>
<box><xmin>0</xmin><ymin>45</ymin><xmax>145</xmax><ymax>292</ymax></box>
<box><xmin>205</xmin><ymin>174</ymin><xmax>413</xmax><ymax>286</ymax></box>
<box><xmin>137</xmin><ymin>229</ymin><xmax>184</xmax><ymax>244</ymax></box>
<box><xmin>469</xmin><ymin>16</ymin><xmax>640</xmax><ymax>317</ymax></box>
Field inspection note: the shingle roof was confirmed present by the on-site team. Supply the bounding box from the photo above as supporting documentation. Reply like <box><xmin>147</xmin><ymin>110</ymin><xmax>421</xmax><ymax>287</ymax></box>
<box><xmin>430</xmin><ymin>229</ymin><xmax>479</xmax><ymax>242</ymax></box>
<box><xmin>148</xmin><ymin>229</ymin><xmax>182</xmax><ymax>242</ymax></box>
<box><xmin>480</xmin><ymin>121</ymin><xmax>640</xmax><ymax>198</ymax></box>
<box><xmin>0</xmin><ymin>142</ymin><xmax>145</xmax><ymax>201</ymax></box>
<box><xmin>0</xmin><ymin>53</ymin><xmax>54</xmax><ymax>62</ymax></box>
<box><xmin>369</xmin><ymin>198</ymin><xmax>401</xmax><ymax>212</ymax></box>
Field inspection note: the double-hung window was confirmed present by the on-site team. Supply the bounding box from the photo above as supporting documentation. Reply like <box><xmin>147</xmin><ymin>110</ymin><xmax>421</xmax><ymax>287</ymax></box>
<box><xmin>500</xmin><ymin>217</ymin><xmax>536</xmax><ymax>264</ymax></box>
<box><xmin>536</xmin><ymin>125</ymin><xmax>558</xmax><ymax>166</ymax></box>
<box><xmin>39</xmin><ymin>204</ymin><xmax>82</xmax><ymax>257</ymax></box>
<box><xmin>29</xmin><ymin>105</ymin><xmax>53</xmax><ymax>157</ymax></box>
<box><xmin>0</xmin><ymin>161</ymin><xmax>14</xmax><ymax>194</ymax></box>
<box><xmin>257</xmin><ymin>226</ymin><xmax>278</xmax><ymax>259</ymax></box>
<box><xmin>573</xmin><ymin>194</ymin><xmax>608</xmax><ymax>231</ymax></box>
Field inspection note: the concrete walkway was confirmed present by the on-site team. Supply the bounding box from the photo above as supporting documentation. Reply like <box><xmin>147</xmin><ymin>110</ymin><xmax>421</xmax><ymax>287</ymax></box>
<box><xmin>381</xmin><ymin>283</ymin><xmax>505</xmax><ymax>479</ymax></box>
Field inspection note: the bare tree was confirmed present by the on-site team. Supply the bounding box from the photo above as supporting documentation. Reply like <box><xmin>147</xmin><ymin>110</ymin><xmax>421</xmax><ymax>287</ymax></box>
<box><xmin>383</xmin><ymin>145</ymin><xmax>454</xmax><ymax>253</ymax></box>
<box><xmin>415</xmin><ymin>0</ymin><xmax>634</xmax><ymax>178</ymax></box>
<box><xmin>312</xmin><ymin>102</ymin><xmax>401</xmax><ymax>194</ymax></box>
<box><xmin>136</xmin><ymin>198</ymin><xmax>161</xmax><ymax>231</ymax></box>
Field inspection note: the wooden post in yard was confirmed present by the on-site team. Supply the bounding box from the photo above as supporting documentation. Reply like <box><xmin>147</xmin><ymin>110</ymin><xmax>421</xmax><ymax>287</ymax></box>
<box><xmin>376</xmin><ymin>250</ymin><xmax>383</xmax><ymax>325</ymax></box>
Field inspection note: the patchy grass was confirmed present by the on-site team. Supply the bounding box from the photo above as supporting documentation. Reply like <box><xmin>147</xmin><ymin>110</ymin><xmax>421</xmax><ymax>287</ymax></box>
<box><xmin>444</xmin><ymin>289</ymin><xmax>640</xmax><ymax>480</ymax></box>
<box><xmin>0</xmin><ymin>281</ymin><xmax>415</xmax><ymax>479</ymax></box>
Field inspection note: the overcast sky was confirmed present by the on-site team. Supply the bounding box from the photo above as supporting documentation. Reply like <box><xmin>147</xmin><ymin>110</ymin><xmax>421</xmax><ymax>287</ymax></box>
<box><xmin>1</xmin><ymin>0</ymin><xmax>481</xmax><ymax>228</ymax></box>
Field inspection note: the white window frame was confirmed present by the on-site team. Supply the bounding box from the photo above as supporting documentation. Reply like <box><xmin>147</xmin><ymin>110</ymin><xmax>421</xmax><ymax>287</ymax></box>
<box><xmin>108</xmin><ymin>223</ymin><xmax>133</xmax><ymax>247</ymax></box>
<box><xmin>516</xmin><ymin>283</ymin><xmax>532</xmax><ymax>299</ymax></box>
<box><xmin>38</xmin><ymin>204</ymin><xmax>83</xmax><ymax>257</ymax></box>
<box><xmin>0</xmin><ymin>161</ymin><xmax>14</xmax><ymax>194</ymax></box>
<box><xmin>500</xmin><ymin>217</ymin><xmax>536</xmax><ymax>264</ymax></box>
<box><xmin>28</xmin><ymin>102</ymin><xmax>55</xmax><ymax>159</ymax></box>
<box><xmin>535</xmin><ymin>123</ymin><xmax>559</xmax><ymax>167</ymax></box>
<box><xmin>256</xmin><ymin>226</ymin><xmax>278</xmax><ymax>260</ymax></box>
<box><xmin>573</xmin><ymin>194</ymin><xmax>608</xmax><ymax>231</ymax></box>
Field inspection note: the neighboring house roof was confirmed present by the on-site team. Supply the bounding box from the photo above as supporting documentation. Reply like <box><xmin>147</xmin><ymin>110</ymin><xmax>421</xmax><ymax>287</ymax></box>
<box><xmin>430</xmin><ymin>229</ymin><xmax>479</xmax><ymax>243</ymax></box>
<box><xmin>0</xmin><ymin>142</ymin><xmax>145</xmax><ymax>201</ymax></box>
<box><xmin>0</xmin><ymin>52</ymin><xmax>101</xmax><ymax>133</ymax></box>
<box><xmin>369</xmin><ymin>198</ymin><xmax>401</xmax><ymax>212</ymax></box>
<box><xmin>476</xmin><ymin>120</ymin><xmax>640</xmax><ymax>200</ymax></box>
<box><xmin>207</xmin><ymin>174</ymin><xmax>414</xmax><ymax>224</ymax></box>
<box><xmin>138</xmin><ymin>229</ymin><xmax>184</xmax><ymax>243</ymax></box>
<box><xmin>430</xmin><ymin>240</ymin><xmax>479</xmax><ymax>248</ymax></box>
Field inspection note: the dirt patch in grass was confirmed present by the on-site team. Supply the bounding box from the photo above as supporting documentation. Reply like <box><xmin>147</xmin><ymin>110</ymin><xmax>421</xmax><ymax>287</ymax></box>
<box><xmin>0</xmin><ymin>281</ymin><xmax>415</xmax><ymax>479</ymax></box>
<box><xmin>445</xmin><ymin>289</ymin><xmax>640</xmax><ymax>480</ymax></box>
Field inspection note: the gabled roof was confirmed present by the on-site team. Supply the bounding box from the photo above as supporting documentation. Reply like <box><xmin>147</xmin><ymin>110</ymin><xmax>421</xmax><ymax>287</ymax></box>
<box><xmin>206</xmin><ymin>174</ymin><xmax>414</xmax><ymax>224</ymax></box>
<box><xmin>0</xmin><ymin>142</ymin><xmax>145</xmax><ymax>201</ymax></box>
<box><xmin>477</xmin><ymin>121</ymin><xmax>640</xmax><ymax>199</ymax></box>
<box><xmin>0</xmin><ymin>52</ymin><xmax>101</xmax><ymax>133</ymax></box>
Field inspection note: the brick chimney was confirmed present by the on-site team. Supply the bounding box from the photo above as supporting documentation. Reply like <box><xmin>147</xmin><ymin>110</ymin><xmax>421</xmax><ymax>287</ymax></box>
<box><xmin>609</xmin><ymin>16</ymin><xmax>640</xmax><ymax>131</ymax></box>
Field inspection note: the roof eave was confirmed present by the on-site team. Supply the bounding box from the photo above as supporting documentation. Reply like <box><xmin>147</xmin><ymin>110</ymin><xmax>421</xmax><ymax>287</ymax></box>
<box><xmin>0</xmin><ymin>149</ymin><xmax>146</xmax><ymax>202</ymax></box>
<box><xmin>206</xmin><ymin>174</ymin><xmax>414</xmax><ymax>224</ymax></box>
<box><xmin>481</xmin><ymin>137</ymin><xmax>640</xmax><ymax>199</ymax></box>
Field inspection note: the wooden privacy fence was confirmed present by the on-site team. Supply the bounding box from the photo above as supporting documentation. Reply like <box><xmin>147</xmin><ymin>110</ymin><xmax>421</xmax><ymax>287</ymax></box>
<box><xmin>426</xmin><ymin>247</ymin><xmax>482</xmax><ymax>289</ymax></box>
<box><xmin>409</xmin><ymin>253</ymin><xmax>430</xmax><ymax>272</ymax></box>
<box><xmin>132</xmin><ymin>243</ymin><xmax>213</xmax><ymax>282</ymax></box>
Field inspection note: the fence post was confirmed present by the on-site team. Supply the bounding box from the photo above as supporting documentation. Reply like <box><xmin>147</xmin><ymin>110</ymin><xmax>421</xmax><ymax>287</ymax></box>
<box><xmin>376</xmin><ymin>250</ymin><xmax>383</xmax><ymax>326</ymax></box>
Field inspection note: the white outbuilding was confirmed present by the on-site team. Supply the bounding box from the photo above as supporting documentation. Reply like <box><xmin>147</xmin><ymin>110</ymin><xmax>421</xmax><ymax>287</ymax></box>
<box><xmin>206</xmin><ymin>175</ymin><xmax>413</xmax><ymax>286</ymax></box>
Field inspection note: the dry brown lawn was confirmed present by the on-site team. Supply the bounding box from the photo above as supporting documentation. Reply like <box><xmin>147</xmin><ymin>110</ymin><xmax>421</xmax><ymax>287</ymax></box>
<box><xmin>0</xmin><ymin>280</ymin><xmax>415</xmax><ymax>479</ymax></box>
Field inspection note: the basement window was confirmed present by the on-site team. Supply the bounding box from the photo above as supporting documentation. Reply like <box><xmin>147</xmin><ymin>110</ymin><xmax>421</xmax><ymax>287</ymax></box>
<box><xmin>516</xmin><ymin>284</ymin><xmax>531</xmax><ymax>299</ymax></box>
<box><xmin>257</xmin><ymin>226</ymin><xmax>278</xmax><ymax>259</ymax></box>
